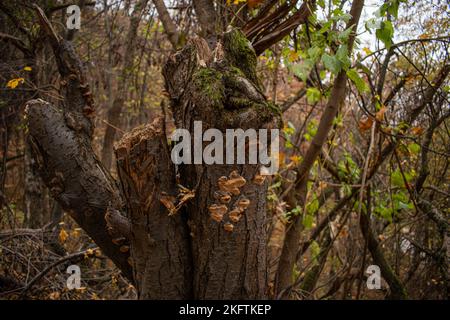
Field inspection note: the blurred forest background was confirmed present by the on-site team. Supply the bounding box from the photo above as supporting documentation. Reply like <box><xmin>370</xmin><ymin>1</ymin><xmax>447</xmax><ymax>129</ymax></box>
<box><xmin>0</xmin><ymin>0</ymin><xmax>448</xmax><ymax>300</ymax></box>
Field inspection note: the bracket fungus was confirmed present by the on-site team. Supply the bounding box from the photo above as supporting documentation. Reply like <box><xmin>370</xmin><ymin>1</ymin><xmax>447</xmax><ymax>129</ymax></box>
<box><xmin>209</xmin><ymin>204</ymin><xmax>228</xmax><ymax>222</ymax></box>
<box><xmin>237</xmin><ymin>198</ymin><xmax>250</xmax><ymax>211</ymax></box>
<box><xmin>119</xmin><ymin>245</ymin><xmax>130</xmax><ymax>253</ymax></box>
<box><xmin>217</xmin><ymin>171</ymin><xmax>246</xmax><ymax>196</ymax></box>
<box><xmin>223</xmin><ymin>222</ymin><xmax>234</xmax><ymax>232</ymax></box>
<box><xmin>112</xmin><ymin>237</ymin><xmax>126</xmax><ymax>245</ymax></box>
<box><xmin>252</xmin><ymin>173</ymin><xmax>266</xmax><ymax>185</ymax></box>
<box><xmin>228</xmin><ymin>209</ymin><xmax>242</xmax><ymax>223</ymax></box>
<box><xmin>214</xmin><ymin>190</ymin><xmax>232</xmax><ymax>204</ymax></box>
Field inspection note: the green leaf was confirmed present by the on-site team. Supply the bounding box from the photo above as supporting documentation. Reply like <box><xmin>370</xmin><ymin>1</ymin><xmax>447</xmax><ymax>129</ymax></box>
<box><xmin>269</xmin><ymin>180</ymin><xmax>282</xmax><ymax>190</ymax></box>
<box><xmin>375</xmin><ymin>204</ymin><xmax>393</xmax><ymax>223</ymax></box>
<box><xmin>387</xmin><ymin>1</ymin><xmax>400</xmax><ymax>18</ymax></box>
<box><xmin>391</xmin><ymin>169</ymin><xmax>404</xmax><ymax>188</ymax></box>
<box><xmin>304</xmin><ymin>119</ymin><xmax>318</xmax><ymax>141</ymax></box>
<box><xmin>302</xmin><ymin>214</ymin><xmax>314</xmax><ymax>229</ymax></box>
<box><xmin>392</xmin><ymin>192</ymin><xmax>413</xmax><ymax>211</ymax></box>
<box><xmin>322</xmin><ymin>53</ymin><xmax>341</xmax><ymax>74</ymax></box>
<box><xmin>306</xmin><ymin>87</ymin><xmax>322</xmax><ymax>104</ymax></box>
<box><xmin>291</xmin><ymin>206</ymin><xmax>302</xmax><ymax>216</ymax></box>
<box><xmin>307</xmin><ymin>46</ymin><xmax>322</xmax><ymax>62</ymax></box>
<box><xmin>291</xmin><ymin>59</ymin><xmax>314</xmax><ymax>82</ymax></box>
<box><xmin>336</xmin><ymin>45</ymin><xmax>350</xmax><ymax>71</ymax></box>
<box><xmin>338</xmin><ymin>27</ymin><xmax>353</xmax><ymax>42</ymax></box>
<box><xmin>310</xmin><ymin>241</ymin><xmax>321</xmax><ymax>263</ymax></box>
<box><xmin>347</xmin><ymin>68</ymin><xmax>369</xmax><ymax>93</ymax></box>
<box><xmin>365</xmin><ymin>18</ymin><xmax>380</xmax><ymax>33</ymax></box>
<box><xmin>381</xmin><ymin>0</ymin><xmax>401</xmax><ymax>19</ymax></box>
<box><xmin>319</xmin><ymin>20</ymin><xmax>333</xmax><ymax>34</ymax></box>
<box><xmin>408</xmin><ymin>142</ymin><xmax>420</xmax><ymax>155</ymax></box>
<box><xmin>307</xmin><ymin>196</ymin><xmax>319</xmax><ymax>214</ymax></box>
<box><xmin>376</xmin><ymin>20</ymin><xmax>394</xmax><ymax>49</ymax></box>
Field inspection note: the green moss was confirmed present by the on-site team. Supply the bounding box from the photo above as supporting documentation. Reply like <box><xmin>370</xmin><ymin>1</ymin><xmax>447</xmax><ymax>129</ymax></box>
<box><xmin>229</xmin><ymin>66</ymin><xmax>245</xmax><ymax>77</ymax></box>
<box><xmin>192</xmin><ymin>67</ymin><xmax>225</xmax><ymax>107</ymax></box>
<box><xmin>189</xmin><ymin>34</ymin><xmax>282</xmax><ymax>128</ymax></box>
<box><xmin>223</xmin><ymin>29</ymin><xmax>259</xmax><ymax>85</ymax></box>
<box><xmin>228</xmin><ymin>97</ymin><xmax>254</xmax><ymax>109</ymax></box>
<box><xmin>266</xmin><ymin>101</ymin><xmax>282</xmax><ymax>117</ymax></box>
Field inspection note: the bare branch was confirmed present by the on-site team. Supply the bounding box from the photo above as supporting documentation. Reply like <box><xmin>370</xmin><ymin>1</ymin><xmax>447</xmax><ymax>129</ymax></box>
<box><xmin>152</xmin><ymin>0</ymin><xmax>181</xmax><ymax>49</ymax></box>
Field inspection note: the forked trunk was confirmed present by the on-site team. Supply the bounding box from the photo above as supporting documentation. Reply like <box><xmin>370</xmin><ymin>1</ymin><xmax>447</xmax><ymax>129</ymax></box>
<box><xmin>25</xmin><ymin>15</ymin><xmax>278</xmax><ymax>298</ymax></box>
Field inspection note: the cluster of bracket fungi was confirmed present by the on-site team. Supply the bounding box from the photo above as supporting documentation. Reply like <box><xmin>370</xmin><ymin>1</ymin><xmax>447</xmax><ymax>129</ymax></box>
<box><xmin>209</xmin><ymin>169</ymin><xmax>266</xmax><ymax>232</ymax></box>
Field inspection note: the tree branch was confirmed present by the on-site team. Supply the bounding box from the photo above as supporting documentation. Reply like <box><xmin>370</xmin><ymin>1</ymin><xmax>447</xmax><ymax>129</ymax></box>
<box><xmin>192</xmin><ymin>0</ymin><xmax>217</xmax><ymax>38</ymax></box>
<box><xmin>25</xmin><ymin>5</ymin><xmax>134</xmax><ymax>282</ymax></box>
<box><xmin>25</xmin><ymin>99</ymin><xmax>133</xmax><ymax>282</ymax></box>
<box><xmin>275</xmin><ymin>0</ymin><xmax>365</xmax><ymax>298</ymax></box>
<box><xmin>152</xmin><ymin>0</ymin><xmax>181</xmax><ymax>49</ymax></box>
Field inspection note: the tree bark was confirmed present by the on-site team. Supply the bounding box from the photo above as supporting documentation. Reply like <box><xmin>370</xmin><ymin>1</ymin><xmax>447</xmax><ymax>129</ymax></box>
<box><xmin>163</xmin><ymin>31</ymin><xmax>280</xmax><ymax>299</ymax></box>
<box><xmin>25</xmin><ymin>99</ymin><xmax>133</xmax><ymax>281</ymax></box>
<box><xmin>115</xmin><ymin>119</ymin><xmax>192</xmax><ymax>299</ymax></box>
<box><xmin>27</xmin><ymin>4</ymin><xmax>280</xmax><ymax>299</ymax></box>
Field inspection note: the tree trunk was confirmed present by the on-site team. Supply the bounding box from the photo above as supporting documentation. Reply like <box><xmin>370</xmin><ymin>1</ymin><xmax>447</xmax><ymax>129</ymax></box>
<box><xmin>162</xmin><ymin>31</ymin><xmax>280</xmax><ymax>298</ymax></box>
<box><xmin>26</xmin><ymin>3</ymin><xmax>278</xmax><ymax>299</ymax></box>
<box><xmin>114</xmin><ymin>119</ymin><xmax>192</xmax><ymax>299</ymax></box>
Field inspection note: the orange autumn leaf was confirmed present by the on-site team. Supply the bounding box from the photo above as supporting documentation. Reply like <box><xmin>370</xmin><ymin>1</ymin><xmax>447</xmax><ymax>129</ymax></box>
<box><xmin>411</xmin><ymin>126</ymin><xmax>424</xmax><ymax>135</ymax></box>
<box><xmin>289</xmin><ymin>155</ymin><xmax>302</xmax><ymax>164</ymax></box>
<box><xmin>59</xmin><ymin>228</ymin><xmax>69</xmax><ymax>243</ymax></box>
<box><xmin>278</xmin><ymin>151</ymin><xmax>286</xmax><ymax>166</ymax></box>
<box><xmin>288</xmin><ymin>50</ymin><xmax>299</xmax><ymax>62</ymax></box>
<box><xmin>358</xmin><ymin>116</ymin><xmax>373</xmax><ymax>131</ymax></box>
<box><xmin>375</xmin><ymin>106</ymin><xmax>387</xmax><ymax>121</ymax></box>
<box><xmin>248</xmin><ymin>0</ymin><xmax>264</xmax><ymax>8</ymax></box>
<box><xmin>226</xmin><ymin>0</ymin><xmax>246</xmax><ymax>5</ymax></box>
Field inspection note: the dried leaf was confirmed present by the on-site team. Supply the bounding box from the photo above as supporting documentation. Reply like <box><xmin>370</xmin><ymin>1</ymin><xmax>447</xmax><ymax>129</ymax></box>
<box><xmin>248</xmin><ymin>0</ymin><xmax>264</xmax><ymax>8</ymax></box>
<box><xmin>289</xmin><ymin>155</ymin><xmax>302</xmax><ymax>165</ymax></box>
<box><xmin>59</xmin><ymin>228</ymin><xmax>69</xmax><ymax>243</ymax></box>
<box><xmin>375</xmin><ymin>106</ymin><xmax>387</xmax><ymax>121</ymax></box>
<box><xmin>411</xmin><ymin>126</ymin><xmax>424</xmax><ymax>135</ymax></box>
<box><xmin>160</xmin><ymin>193</ymin><xmax>177</xmax><ymax>214</ymax></box>
<box><xmin>6</xmin><ymin>77</ymin><xmax>24</xmax><ymax>89</ymax></box>
<box><xmin>358</xmin><ymin>116</ymin><xmax>373</xmax><ymax>131</ymax></box>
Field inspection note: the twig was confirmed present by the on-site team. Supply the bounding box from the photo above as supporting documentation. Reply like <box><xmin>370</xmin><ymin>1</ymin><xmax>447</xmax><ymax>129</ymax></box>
<box><xmin>20</xmin><ymin>248</ymin><xmax>99</xmax><ymax>296</ymax></box>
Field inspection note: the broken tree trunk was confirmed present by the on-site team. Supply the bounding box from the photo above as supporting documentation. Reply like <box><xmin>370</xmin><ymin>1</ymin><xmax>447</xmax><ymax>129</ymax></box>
<box><xmin>114</xmin><ymin>119</ymin><xmax>192</xmax><ymax>299</ymax></box>
<box><xmin>162</xmin><ymin>30</ymin><xmax>280</xmax><ymax>299</ymax></box>
<box><xmin>26</xmin><ymin>3</ymin><xmax>279</xmax><ymax>299</ymax></box>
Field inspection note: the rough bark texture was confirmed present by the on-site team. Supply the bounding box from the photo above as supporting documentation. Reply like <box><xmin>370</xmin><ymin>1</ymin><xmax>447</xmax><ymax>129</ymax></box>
<box><xmin>26</xmin><ymin>4</ymin><xmax>278</xmax><ymax>299</ymax></box>
<box><xmin>163</xmin><ymin>30</ymin><xmax>280</xmax><ymax>299</ymax></box>
<box><xmin>115</xmin><ymin>119</ymin><xmax>192</xmax><ymax>299</ymax></box>
<box><xmin>25</xmin><ymin>100</ymin><xmax>133</xmax><ymax>281</ymax></box>
<box><xmin>26</xmin><ymin>5</ymin><xmax>133</xmax><ymax>281</ymax></box>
